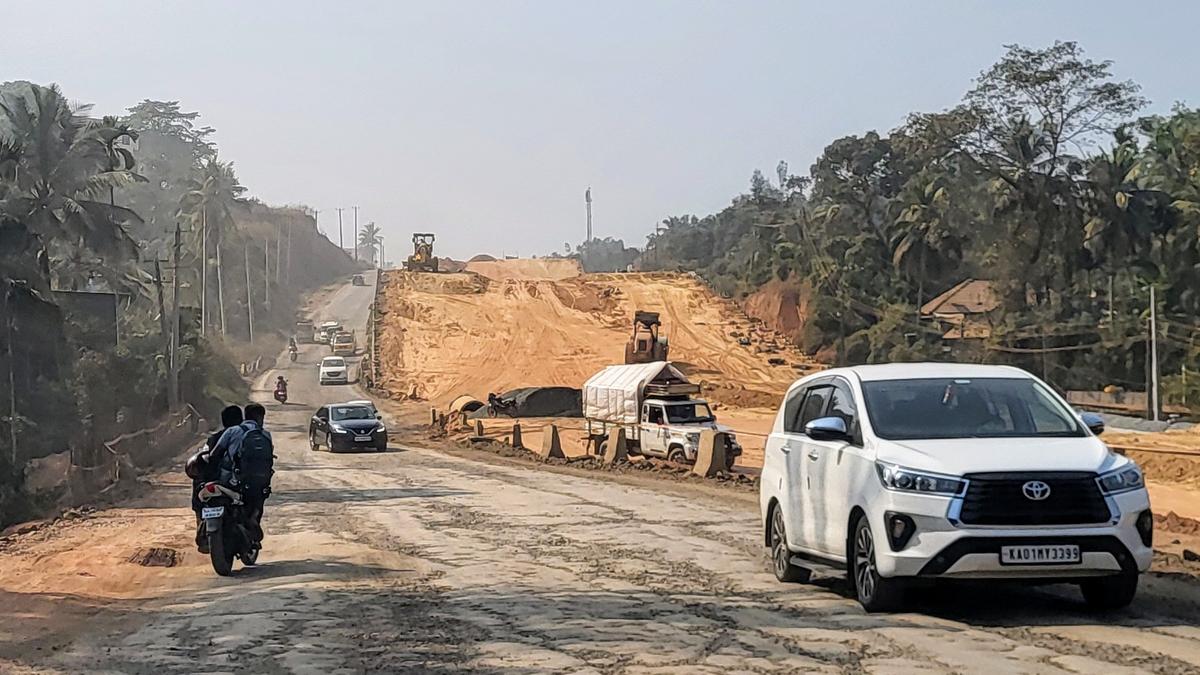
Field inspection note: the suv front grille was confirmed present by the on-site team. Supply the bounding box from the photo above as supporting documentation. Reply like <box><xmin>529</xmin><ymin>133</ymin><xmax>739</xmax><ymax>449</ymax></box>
<box><xmin>958</xmin><ymin>472</ymin><xmax>1110</xmax><ymax>526</ymax></box>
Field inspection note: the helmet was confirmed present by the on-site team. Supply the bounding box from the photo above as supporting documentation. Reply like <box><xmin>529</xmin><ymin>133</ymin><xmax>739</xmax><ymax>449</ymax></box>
<box><xmin>185</xmin><ymin>448</ymin><xmax>209</xmax><ymax>480</ymax></box>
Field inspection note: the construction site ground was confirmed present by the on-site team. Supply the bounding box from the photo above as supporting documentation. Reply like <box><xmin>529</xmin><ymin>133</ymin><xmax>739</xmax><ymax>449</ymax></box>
<box><xmin>377</xmin><ymin>262</ymin><xmax>1200</xmax><ymax>517</ymax></box>
<box><xmin>5</xmin><ymin>269</ymin><xmax>1200</xmax><ymax>672</ymax></box>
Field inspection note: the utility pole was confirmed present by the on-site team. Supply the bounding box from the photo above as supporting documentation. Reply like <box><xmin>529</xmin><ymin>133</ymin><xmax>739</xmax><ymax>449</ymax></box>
<box><xmin>274</xmin><ymin>222</ymin><xmax>282</xmax><ymax>286</ymax></box>
<box><xmin>1150</xmin><ymin>285</ymin><xmax>1160</xmax><ymax>422</ymax></box>
<box><xmin>353</xmin><ymin>206</ymin><xmax>360</xmax><ymax>261</ymax></box>
<box><xmin>336</xmin><ymin>207</ymin><xmax>345</xmax><ymax>252</ymax></box>
<box><xmin>245</xmin><ymin>247</ymin><xmax>254</xmax><ymax>342</ymax></box>
<box><xmin>585</xmin><ymin>187</ymin><xmax>593</xmax><ymax>243</ymax></box>
<box><xmin>168</xmin><ymin>223</ymin><xmax>182</xmax><ymax>412</ymax></box>
<box><xmin>286</xmin><ymin>219</ymin><xmax>292</xmax><ymax>286</ymax></box>
<box><xmin>200</xmin><ymin>208</ymin><xmax>207</xmax><ymax>335</ymax></box>
<box><xmin>379</xmin><ymin>237</ymin><xmax>385</xmax><ymax>270</ymax></box>
<box><xmin>264</xmin><ymin>238</ymin><xmax>271</xmax><ymax>309</ymax></box>
<box><xmin>4</xmin><ymin>282</ymin><xmax>18</xmax><ymax>469</ymax></box>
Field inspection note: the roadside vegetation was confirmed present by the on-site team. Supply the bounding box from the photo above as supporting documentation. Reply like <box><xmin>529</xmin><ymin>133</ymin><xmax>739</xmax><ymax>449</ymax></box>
<box><xmin>0</xmin><ymin>82</ymin><xmax>357</xmax><ymax>524</ymax></box>
<box><xmin>637</xmin><ymin>42</ymin><xmax>1200</xmax><ymax>404</ymax></box>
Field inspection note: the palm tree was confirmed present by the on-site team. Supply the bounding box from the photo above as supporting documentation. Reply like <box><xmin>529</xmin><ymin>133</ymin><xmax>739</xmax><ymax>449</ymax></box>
<box><xmin>86</xmin><ymin>115</ymin><xmax>138</xmax><ymax>207</ymax></box>
<box><xmin>357</xmin><ymin>222</ymin><xmax>382</xmax><ymax>265</ymax></box>
<box><xmin>178</xmin><ymin>157</ymin><xmax>244</xmax><ymax>335</ymax></box>
<box><xmin>0</xmin><ymin>84</ymin><xmax>145</xmax><ymax>287</ymax></box>
<box><xmin>891</xmin><ymin>174</ymin><xmax>961</xmax><ymax>318</ymax></box>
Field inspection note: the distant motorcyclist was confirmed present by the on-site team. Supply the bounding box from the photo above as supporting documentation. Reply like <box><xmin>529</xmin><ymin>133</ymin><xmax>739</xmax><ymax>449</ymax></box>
<box><xmin>288</xmin><ymin>336</ymin><xmax>298</xmax><ymax>350</ymax></box>
<box><xmin>274</xmin><ymin>375</ymin><xmax>288</xmax><ymax>403</ymax></box>
<box><xmin>212</xmin><ymin>403</ymin><xmax>274</xmax><ymax>542</ymax></box>
<box><xmin>186</xmin><ymin>405</ymin><xmax>244</xmax><ymax>553</ymax></box>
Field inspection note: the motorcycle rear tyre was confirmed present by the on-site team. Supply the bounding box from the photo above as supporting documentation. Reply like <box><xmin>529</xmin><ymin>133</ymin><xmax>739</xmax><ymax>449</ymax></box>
<box><xmin>239</xmin><ymin>546</ymin><xmax>260</xmax><ymax>566</ymax></box>
<box><xmin>209</xmin><ymin>532</ymin><xmax>234</xmax><ymax>576</ymax></box>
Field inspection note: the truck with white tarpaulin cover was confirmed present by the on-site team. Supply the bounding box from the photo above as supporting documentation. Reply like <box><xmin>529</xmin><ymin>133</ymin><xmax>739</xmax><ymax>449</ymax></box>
<box><xmin>583</xmin><ymin>361</ymin><xmax>742</xmax><ymax>468</ymax></box>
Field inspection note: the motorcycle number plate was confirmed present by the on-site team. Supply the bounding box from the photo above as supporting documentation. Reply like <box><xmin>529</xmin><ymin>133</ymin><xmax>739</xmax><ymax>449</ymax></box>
<box><xmin>201</xmin><ymin>506</ymin><xmax>225</xmax><ymax>519</ymax></box>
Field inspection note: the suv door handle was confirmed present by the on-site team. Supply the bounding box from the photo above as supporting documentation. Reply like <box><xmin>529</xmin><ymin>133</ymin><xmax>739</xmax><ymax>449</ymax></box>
<box><xmin>807</xmin><ymin>449</ymin><xmax>820</xmax><ymax>461</ymax></box>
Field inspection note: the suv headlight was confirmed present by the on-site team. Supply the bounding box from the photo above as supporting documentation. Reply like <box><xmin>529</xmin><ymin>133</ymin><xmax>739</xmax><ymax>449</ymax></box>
<box><xmin>330</xmin><ymin>424</ymin><xmax>347</xmax><ymax>433</ymax></box>
<box><xmin>685</xmin><ymin>432</ymin><xmax>700</xmax><ymax>444</ymax></box>
<box><xmin>375</xmin><ymin>422</ymin><xmax>386</xmax><ymax>432</ymax></box>
<box><xmin>876</xmin><ymin>463</ymin><xmax>965</xmax><ymax>496</ymax></box>
<box><xmin>1097</xmin><ymin>465</ymin><xmax>1144</xmax><ymax>495</ymax></box>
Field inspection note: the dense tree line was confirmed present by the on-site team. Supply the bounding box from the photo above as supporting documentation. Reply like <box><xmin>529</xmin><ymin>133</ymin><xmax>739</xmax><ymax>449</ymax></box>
<box><xmin>0</xmin><ymin>82</ymin><xmax>352</xmax><ymax>521</ymax></box>
<box><xmin>643</xmin><ymin>42</ymin><xmax>1200</xmax><ymax>405</ymax></box>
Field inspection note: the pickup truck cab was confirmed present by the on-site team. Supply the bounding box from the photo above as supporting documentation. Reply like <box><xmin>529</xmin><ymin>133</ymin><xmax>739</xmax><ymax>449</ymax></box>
<box><xmin>638</xmin><ymin>398</ymin><xmax>742</xmax><ymax>464</ymax></box>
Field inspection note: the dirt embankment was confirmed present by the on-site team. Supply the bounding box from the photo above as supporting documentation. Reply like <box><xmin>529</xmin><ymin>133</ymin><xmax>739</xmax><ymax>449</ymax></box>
<box><xmin>741</xmin><ymin>276</ymin><xmax>812</xmax><ymax>345</ymax></box>
<box><xmin>374</xmin><ymin>262</ymin><xmax>820</xmax><ymax>465</ymax></box>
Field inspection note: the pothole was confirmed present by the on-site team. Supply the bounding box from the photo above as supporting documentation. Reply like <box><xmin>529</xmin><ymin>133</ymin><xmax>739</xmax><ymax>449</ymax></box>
<box><xmin>128</xmin><ymin>547</ymin><xmax>181</xmax><ymax>567</ymax></box>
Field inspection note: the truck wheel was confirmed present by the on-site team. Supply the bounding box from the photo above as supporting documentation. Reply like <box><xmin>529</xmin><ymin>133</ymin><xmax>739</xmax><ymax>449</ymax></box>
<box><xmin>667</xmin><ymin>446</ymin><xmax>687</xmax><ymax>464</ymax></box>
<box><xmin>597</xmin><ymin>439</ymin><xmax>609</xmax><ymax>456</ymax></box>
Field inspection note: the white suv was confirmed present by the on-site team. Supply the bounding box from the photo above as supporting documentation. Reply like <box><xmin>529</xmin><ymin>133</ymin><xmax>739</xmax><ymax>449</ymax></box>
<box><xmin>759</xmin><ymin>363</ymin><xmax>1152</xmax><ymax>612</ymax></box>
<box><xmin>318</xmin><ymin>356</ymin><xmax>349</xmax><ymax>385</ymax></box>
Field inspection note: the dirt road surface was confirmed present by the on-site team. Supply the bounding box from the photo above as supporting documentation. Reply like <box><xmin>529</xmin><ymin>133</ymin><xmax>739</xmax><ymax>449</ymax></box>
<box><xmin>5</xmin><ymin>277</ymin><xmax>1200</xmax><ymax>674</ymax></box>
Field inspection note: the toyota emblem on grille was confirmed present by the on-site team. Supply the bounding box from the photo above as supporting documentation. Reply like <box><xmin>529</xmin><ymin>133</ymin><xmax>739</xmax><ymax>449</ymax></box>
<box><xmin>1022</xmin><ymin>480</ymin><xmax>1051</xmax><ymax>501</ymax></box>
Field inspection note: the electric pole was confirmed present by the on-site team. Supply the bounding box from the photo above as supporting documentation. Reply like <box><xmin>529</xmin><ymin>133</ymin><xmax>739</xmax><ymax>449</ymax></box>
<box><xmin>585</xmin><ymin>187</ymin><xmax>593</xmax><ymax>243</ymax></box>
<box><xmin>336</xmin><ymin>207</ymin><xmax>345</xmax><ymax>252</ymax></box>
<box><xmin>353</xmin><ymin>206</ymin><xmax>360</xmax><ymax>261</ymax></box>
<box><xmin>264</xmin><ymin>238</ymin><xmax>270</xmax><ymax>310</ymax></box>
<box><xmin>4</xmin><ymin>282</ymin><xmax>18</xmax><ymax>468</ymax></box>
<box><xmin>245</xmin><ymin>247</ymin><xmax>254</xmax><ymax>343</ymax></box>
<box><xmin>168</xmin><ymin>223</ymin><xmax>182</xmax><ymax>412</ymax></box>
<box><xmin>1150</xmin><ymin>285</ymin><xmax>1160</xmax><ymax>422</ymax></box>
<box><xmin>200</xmin><ymin>208</ymin><xmax>207</xmax><ymax>336</ymax></box>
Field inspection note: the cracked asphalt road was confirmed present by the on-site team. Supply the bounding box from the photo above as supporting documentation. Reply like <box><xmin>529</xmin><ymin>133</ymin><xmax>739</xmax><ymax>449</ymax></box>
<box><xmin>3</xmin><ymin>281</ymin><xmax>1200</xmax><ymax>674</ymax></box>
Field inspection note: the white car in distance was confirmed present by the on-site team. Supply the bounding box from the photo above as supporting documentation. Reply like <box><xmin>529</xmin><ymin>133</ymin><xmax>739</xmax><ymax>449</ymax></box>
<box><xmin>760</xmin><ymin>363</ymin><xmax>1152</xmax><ymax>612</ymax></box>
<box><xmin>319</xmin><ymin>356</ymin><xmax>349</xmax><ymax>385</ymax></box>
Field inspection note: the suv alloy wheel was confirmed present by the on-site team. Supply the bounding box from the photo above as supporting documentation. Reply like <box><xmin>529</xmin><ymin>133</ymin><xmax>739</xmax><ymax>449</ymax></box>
<box><xmin>770</xmin><ymin>507</ymin><xmax>811</xmax><ymax>583</ymax></box>
<box><xmin>850</xmin><ymin>514</ymin><xmax>903</xmax><ymax>612</ymax></box>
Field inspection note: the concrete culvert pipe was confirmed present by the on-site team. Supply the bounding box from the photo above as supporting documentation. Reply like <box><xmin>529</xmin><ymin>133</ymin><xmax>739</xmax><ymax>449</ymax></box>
<box><xmin>449</xmin><ymin>395</ymin><xmax>485</xmax><ymax>415</ymax></box>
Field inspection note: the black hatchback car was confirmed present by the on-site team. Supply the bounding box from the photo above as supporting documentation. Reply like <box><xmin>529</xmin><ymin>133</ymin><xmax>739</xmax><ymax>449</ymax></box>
<box><xmin>310</xmin><ymin>403</ymin><xmax>387</xmax><ymax>452</ymax></box>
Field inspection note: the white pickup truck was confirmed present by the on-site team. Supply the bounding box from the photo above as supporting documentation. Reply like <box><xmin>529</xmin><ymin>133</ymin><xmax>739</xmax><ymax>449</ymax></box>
<box><xmin>583</xmin><ymin>361</ymin><xmax>742</xmax><ymax>468</ymax></box>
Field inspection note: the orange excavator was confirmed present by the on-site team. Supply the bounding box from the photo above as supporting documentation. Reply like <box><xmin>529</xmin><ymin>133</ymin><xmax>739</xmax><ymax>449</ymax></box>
<box><xmin>624</xmin><ymin>310</ymin><xmax>669</xmax><ymax>364</ymax></box>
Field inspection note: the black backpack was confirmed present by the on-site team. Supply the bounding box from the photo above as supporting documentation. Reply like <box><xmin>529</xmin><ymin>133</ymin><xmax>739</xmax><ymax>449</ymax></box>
<box><xmin>237</xmin><ymin>426</ymin><xmax>275</xmax><ymax>493</ymax></box>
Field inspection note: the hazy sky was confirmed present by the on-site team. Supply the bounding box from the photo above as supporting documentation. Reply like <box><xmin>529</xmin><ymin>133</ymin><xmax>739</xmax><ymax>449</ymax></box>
<box><xmin>5</xmin><ymin>1</ymin><xmax>1200</xmax><ymax>260</ymax></box>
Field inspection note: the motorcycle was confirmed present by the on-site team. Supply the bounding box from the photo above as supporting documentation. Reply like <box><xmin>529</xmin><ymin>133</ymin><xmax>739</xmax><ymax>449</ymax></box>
<box><xmin>197</xmin><ymin>482</ymin><xmax>260</xmax><ymax>576</ymax></box>
<box><xmin>487</xmin><ymin>392</ymin><xmax>518</xmax><ymax>418</ymax></box>
<box><xmin>274</xmin><ymin>386</ymin><xmax>288</xmax><ymax>404</ymax></box>
<box><xmin>288</xmin><ymin>347</ymin><xmax>298</xmax><ymax>362</ymax></box>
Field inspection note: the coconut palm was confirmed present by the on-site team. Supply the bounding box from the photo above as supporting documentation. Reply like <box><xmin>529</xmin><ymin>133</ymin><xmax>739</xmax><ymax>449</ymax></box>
<box><xmin>357</xmin><ymin>222</ymin><xmax>382</xmax><ymax>265</ymax></box>
<box><xmin>0</xmin><ymin>83</ymin><xmax>144</xmax><ymax>286</ymax></box>
<box><xmin>178</xmin><ymin>157</ymin><xmax>244</xmax><ymax>334</ymax></box>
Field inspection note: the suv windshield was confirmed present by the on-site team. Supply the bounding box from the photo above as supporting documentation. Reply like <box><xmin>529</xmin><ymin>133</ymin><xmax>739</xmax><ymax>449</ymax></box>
<box><xmin>862</xmin><ymin>377</ymin><xmax>1084</xmax><ymax>440</ymax></box>
<box><xmin>665</xmin><ymin>403</ymin><xmax>714</xmax><ymax>424</ymax></box>
<box><xmin>331</xmin><ymin>406</ymin><xmax>373</xmax><ymax>421</ymax></box>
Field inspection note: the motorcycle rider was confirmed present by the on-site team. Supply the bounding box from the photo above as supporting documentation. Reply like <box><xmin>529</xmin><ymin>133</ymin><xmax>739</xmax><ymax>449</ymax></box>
<box><xmin>188</xmin><ymin>405</ymin><xmax>244</xmax><ymax>553</ymax></box>
<box><xmin>211</xmin><ymin>403</ymin><xmax>274</xmax><ymax>542</ymax></box>
<box><xmin>274</xmin><ymin>375</ymin><xmax>288</xmax><ymax>401</ymax></box>
<box><xmin>288</xmin><ymin>336</ymin><xmax>298</xmax><ymax>360</ymax></box>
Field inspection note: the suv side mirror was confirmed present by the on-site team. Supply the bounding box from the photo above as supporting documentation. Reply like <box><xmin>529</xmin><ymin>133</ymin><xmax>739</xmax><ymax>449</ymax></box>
<box><xmin>805</xmin><ymin>416</ymin><xmax>849</xmax><ymax>442</ymax></box>
<box><xmin>1080</xmin><ymin>412</ymin><xmax>1105</xmax><ymax>436</ymax></box>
